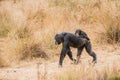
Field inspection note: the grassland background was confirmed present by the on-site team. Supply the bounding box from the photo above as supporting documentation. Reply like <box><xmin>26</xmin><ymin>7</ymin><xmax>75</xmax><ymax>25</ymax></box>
<box><xmin>0</xmin><ymin>0</ymin><xmax>120</xmax><ymax>80</ymax></box>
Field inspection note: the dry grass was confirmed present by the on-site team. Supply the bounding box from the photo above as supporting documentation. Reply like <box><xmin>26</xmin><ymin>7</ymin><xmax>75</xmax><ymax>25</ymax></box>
<box><xmin>0</xmin><ymin>7</ymin><xmax>15</xmax><ymax>37</ymax></box>
<box><xmin>100</xmin><ymin>16</ymin><xmax>120</xmax><ymax>44</ymax></box>
<box><xmin>0</xmin><ymin>25</ymin><xmax>47</xmax><ymax>67</ymax></box>
<box><xmin>55</xmin><ymin>63</ymin><xmax>120</xmax><ymax>80</ymax></box>
<box><xmin>0</xmin><ymin>0</ymin><xmax>119</xmax><ymax>77</ymax></box>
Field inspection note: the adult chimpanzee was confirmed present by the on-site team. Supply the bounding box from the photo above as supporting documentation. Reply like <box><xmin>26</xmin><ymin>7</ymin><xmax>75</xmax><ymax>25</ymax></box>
<box><xmin>75</xmin><ymin>29</ymin><xmax>90</xmax><ymax>40</ymax></box>
<box><xmin>55</xmin><ymin>32</ymin><xmax>97</xmax><ymax>67</ymax></box>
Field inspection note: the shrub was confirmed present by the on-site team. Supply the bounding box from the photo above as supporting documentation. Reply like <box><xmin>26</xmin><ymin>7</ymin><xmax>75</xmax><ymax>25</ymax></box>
<box><xmin>0</xmin><ymin>26</ymin><xmax>48</xmax><ymax>67</ymax></box>
<box><xmin>19</xmin><ymin>41</ymin><xmax>48</xmax><ymax>60</ymax></box>
<box><xmin>109</xmin><ymin>75</ymin><xmax>120</xmax><ymax>80</ymax></box>
<box><xmin>101</xmin><ymin>16</ymin><xmax>120</xmax><ymax>44</ymax></box>
<box><xmin>14</xmin><ymin>26</ymin><xmax>32</xmax><ymax>40</ymax></box>
<box><xmin>9</xmin><ymin>26</ymin><xmax>48</xmax><ymax>60</ymax></box>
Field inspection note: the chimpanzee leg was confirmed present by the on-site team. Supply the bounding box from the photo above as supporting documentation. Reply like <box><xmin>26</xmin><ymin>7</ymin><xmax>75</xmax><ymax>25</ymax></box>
<box><xmin>75</xmin><ymin>46</ymin><xmax>84</xmax><ymax>64</ymax></box>
<box><xmin>85</xmin><ymin>41</ymin><xmax>97</xmax><ymax>63</ymax></box>
<box><xmin>67</xmin><ymin>48</ymin><xmax>76</xmax><ymax>62</ymax></box>
<box><xmin>59</xmin><ymin>47</ymin><xmax>67</xmax><ymax>67</ymax></box>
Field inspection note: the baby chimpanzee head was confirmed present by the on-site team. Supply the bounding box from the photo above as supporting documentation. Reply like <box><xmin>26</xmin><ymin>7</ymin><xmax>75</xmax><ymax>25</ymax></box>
<box><xmin>75</xmin><ymin>29</ymin><xmax>82</xmax><ymax>36</ymax></box>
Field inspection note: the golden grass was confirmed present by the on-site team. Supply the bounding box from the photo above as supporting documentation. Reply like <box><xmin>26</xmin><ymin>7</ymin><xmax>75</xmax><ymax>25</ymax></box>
<box><xmin>0</xmin><ymin>1</ymin><xmax>119</xmax><ymax>80</ymax></box>
<box><xmin>0</xmin><ymin>7</ymin><xmax>15</xmax><ymax>37</ymax></box>
<box><xmin>55</xmin><ymin>63</ymin><xmax>120</xmax><ymax>80</ymax></box>
<box><xmin>0</xmin><ymin>0</ymin><xmax>119</xmax><ymax>67</ymax></box>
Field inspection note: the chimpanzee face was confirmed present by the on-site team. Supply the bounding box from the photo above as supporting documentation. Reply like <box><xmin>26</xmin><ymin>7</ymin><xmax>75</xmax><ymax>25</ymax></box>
<box><xmin>75</xmin><ymin>32</ymin><xmax>80</xmax><ymax>36</ymax></box>
<box><xmin>75</xmin><ymin>29</ymin><xmax>81</xmax><ymax>36</ymax></box>
<box><xmin>55</xmin><ymin>34</ymin><xmax>62</xmax><ymax>45</ymax></box>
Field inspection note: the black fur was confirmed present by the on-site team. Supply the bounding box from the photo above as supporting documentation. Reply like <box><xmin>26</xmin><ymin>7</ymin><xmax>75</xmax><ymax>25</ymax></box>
<box><xmin>55</xmin><ymin>32</ymin><xmax>97</xmax><ymax>67</ymax></box>
<box><xmin>75</xmin><ymin>29</ymin><xmax>90</xmax><ymax>40</ymax></box>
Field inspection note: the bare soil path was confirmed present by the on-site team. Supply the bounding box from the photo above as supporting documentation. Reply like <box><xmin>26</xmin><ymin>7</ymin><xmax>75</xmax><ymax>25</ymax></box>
<box><xmin>0</xmin><ymin>48</ymin><xmax>120</xmax><ymax>80</ymax></box>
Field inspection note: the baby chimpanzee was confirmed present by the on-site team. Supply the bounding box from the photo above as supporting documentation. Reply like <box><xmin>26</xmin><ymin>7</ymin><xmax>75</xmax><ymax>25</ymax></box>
<box><xmin>75</xmin><ymin>29</ymin><xmax>90</xmax><ymax>40</ymax></box>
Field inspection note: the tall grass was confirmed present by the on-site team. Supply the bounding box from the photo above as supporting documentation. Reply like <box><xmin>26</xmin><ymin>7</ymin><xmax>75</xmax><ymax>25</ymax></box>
<box><xmin>56</xmin><ymin>64</ymin><xmax>120</xmax><ymax>80</ymax></box>
<box><xmin>0</xmin><ymin>26</ymin><xmax>48</xmax><ymax>67</ymax></box>
<box><xmin>99</xmin><ymin>15</ymin><xmax>120</xmax><ymax>44</ymax></box>
<box><xmin>0</xmin><ymin>0</ymin><xmax>120</xmax><ymax>67</ymax></box>
<box><xmin>94</xmin><ymin>0</ymin><xmax>120</xmax><ymax>44</ymax></box>
<box><xmin>103</xmin><ymin>22</ymin><xmax>120</xmax><ymax>44</ymax></box>
<box><xmin>0</xmin><ymin>9</ymin><xmax>15</xmax><ymax>37</ymax></box>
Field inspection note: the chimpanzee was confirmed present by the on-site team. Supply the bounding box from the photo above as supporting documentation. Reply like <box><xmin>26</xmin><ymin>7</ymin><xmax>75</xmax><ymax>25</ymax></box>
<box><xmin>55</xmin><ymin>32</ymin><xmax>97</xmax><ymax>67</ymax></box>
<box><xmin>75</xmin><ymin>29</ymin><xmax>90</xmax><ymax>40</ymax></box>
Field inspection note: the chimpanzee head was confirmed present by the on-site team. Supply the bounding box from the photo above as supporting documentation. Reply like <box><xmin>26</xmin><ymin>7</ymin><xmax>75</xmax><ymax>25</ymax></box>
<box><xmin>75</xmin><ymin>29</ymin><xmax>82</xmax><ymax>36</ymax></box>
<box><xmin>55</xmin><ymin>33</ymin><xmax>64</xmax><ymax>45</ymax></box>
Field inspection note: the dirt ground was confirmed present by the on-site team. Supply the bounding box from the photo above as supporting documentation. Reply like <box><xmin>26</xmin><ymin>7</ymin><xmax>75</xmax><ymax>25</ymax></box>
<box><xmin>0</xmin><ymin>47</ymin><xmax>120</xmax><ymax>80</ymax></box>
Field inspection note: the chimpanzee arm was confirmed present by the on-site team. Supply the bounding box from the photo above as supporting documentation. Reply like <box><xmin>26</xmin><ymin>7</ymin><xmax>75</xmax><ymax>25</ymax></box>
<box><xmin>81</xmin><ymin>32</ymin><xmax>90</xmax><ymax>40</ymax></box>
<box><xmin>67</xmin><ymin>48</ymin><xmax>74</xmax><ymax>61</ymax></box>
<box><xmin>59</xmin><ymin>37</ymin><xmax>69</xmax><ymax>67</ymax></box>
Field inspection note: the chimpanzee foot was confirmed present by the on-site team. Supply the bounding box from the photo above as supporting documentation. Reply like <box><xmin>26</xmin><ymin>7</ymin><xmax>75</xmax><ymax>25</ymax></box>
<box><xmin>74</xmin><ymin>62</ymin><xmax>78</xmax><ymax>65</ymax></box>
<box><xmin>58</xmin><ymin>63</ymin><xmax>63</xmax><ymax>68</ymax></box>
<box><xmin>74</xmin><ymin>60</ymin><xmax>81</xmax><ymax>65</ymax></box>
<box><xmin>58</xmin><ymin>64</ymin><xmax>62</xmax><ymax>68</ymax></box>
<box><xmin>70</xmin><ymin>59</ymin><xmax>76</xmax><ymax>64</ymax></box>
<box><xmin>92</xmin><ymin>60</ymin><xmax>97</xmax><ymax>64</ymax></box>
<box><xmin>73</xmin><ymin>59</ymin><xmax>76</xmax><ymax>63</ymax></box>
